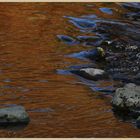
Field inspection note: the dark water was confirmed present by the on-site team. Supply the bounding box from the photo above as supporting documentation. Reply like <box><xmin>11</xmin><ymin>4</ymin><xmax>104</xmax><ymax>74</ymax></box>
<box><xmin>0</xmin><ymin>2</ymin><xmax>140</xmax><ymax>137</ymax></box>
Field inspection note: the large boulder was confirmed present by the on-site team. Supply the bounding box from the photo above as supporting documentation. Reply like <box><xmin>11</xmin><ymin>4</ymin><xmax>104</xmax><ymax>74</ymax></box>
<box><xmin>0</xmin><ymin>106</ymin><xmax>30</xmax><ymax>125</ymax></box>
<box><xmin>112</xmin><ymin>83</ymin><xmax>140</xmax><ymax>113</ymax></box>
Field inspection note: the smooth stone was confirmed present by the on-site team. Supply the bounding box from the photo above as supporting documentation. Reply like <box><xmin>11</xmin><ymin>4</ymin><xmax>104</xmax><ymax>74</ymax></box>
<box><xmin>112</xmin><ymin>83</ymin><xmax>140</xmax><ymax>113</ymax></box>
<box><xmin>0</xmin><ymin>106</ymin><xmax>30</xmax><ymax>125</ymax></box>
<box><xmin>71</xmin><ymin>68</ymin><xmax>109</xmax><ymax>81</ymax></box>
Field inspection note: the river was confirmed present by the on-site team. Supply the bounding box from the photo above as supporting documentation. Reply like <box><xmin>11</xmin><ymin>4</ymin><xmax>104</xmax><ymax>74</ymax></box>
<box><xmin>0</xmin><ymin>2</ymin><xmax>140</xmax><ymax>137</ymax></box>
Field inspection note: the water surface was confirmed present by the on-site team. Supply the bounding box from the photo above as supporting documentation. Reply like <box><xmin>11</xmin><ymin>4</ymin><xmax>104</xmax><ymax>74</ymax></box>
<box><xmin>0</xmin><ymin>3</ymin><xmax>139</xmax><ymax>137</ymax></box>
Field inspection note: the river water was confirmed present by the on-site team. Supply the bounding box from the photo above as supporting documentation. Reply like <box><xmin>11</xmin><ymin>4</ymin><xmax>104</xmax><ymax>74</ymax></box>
<box><xmin>0</xmin><ymin>2</ymin><xmax>140</xmax><ymax>137</ymax></box>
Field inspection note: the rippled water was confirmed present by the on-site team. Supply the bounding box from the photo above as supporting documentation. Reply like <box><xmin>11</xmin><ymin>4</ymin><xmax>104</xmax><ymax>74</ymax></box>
<box><xmin>0</xmin><ymin>3</ymin><xmax>140</xmax><ymax>137</ymax></box>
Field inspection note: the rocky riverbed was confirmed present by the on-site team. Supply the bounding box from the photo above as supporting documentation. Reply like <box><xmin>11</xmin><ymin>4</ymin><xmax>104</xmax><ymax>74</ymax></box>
<box><xmin>58</xmin><ymin>2</ymin><xmax>140</xmax><ymax>128</ymax></box>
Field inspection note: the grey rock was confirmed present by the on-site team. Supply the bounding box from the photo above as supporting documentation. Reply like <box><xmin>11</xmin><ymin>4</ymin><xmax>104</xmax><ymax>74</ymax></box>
<box><xmin>112</xmin><ymin>83</ymin><xmax>140</xmax><ymax>112</ymax></box>
<box><xmin>134</xmin><ymin>73</ymin><xmax>140</xmax><ymax>80</ymax></box>
<box><xmin>0</xmin><ymin>106</ymin><xmax>30</xmax><ymax>124</ymax></box>
<box><xmin>71</xmin><ymin>68</ymin><xmax>109</xmax><ymax>81</ymax></box>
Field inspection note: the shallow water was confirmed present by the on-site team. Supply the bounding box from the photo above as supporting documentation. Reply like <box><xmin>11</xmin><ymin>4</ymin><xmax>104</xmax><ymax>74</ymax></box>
<box><xmin>0</xmin><ymin>3</ymin><xmax>140</xmax><ymax>137</ymax></box>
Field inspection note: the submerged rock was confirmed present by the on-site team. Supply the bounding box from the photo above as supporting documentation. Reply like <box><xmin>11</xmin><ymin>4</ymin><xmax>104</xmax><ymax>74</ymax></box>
<box><xmin>112</xmin><ymin>83</ymin><xmax>140</xmax><ymax>113</ymax></box>
<box><xmin>0</xmin><ymin>106</ymin><xmax>30</xmax><ymax>125</ymax></box>
<box><xmin>68</xmin><ymin>47</ymin><xmax>106</xmax><ymax>61</ymax></box>
<box><xmin>71</xmin><ymin>68</ymin><xmax>109</xmax><ymax>81</ymax></box>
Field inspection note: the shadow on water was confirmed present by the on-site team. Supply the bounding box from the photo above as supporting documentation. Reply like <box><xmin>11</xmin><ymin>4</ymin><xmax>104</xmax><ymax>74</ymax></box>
<box><xmin>0</xmin><ymin>123</ymin><xmax>29</xmax><ymax>131</ymax></box>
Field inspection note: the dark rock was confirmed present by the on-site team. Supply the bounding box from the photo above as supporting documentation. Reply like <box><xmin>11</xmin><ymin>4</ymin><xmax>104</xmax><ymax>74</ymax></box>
<box><xmin>111</xmin><ymin>73</ymin><xmax>133</xmax><ymax>83</ymax></box>
<box><xmin>71</xmin><ymin>68</ymin><xmax>109</xmax><ymax>81</ymax></box>
<box><xmin>124</xmin><ymin>12</ymin><xmax>140</xmax><ymax>21</ymax></box>
<box><xmin>81</xmin><ymin>14</ymin><xmax>97</xmax><ymax>19</ymax></box>
<box><xmin>0</xmin><ymin>106</ymin><xmax>30</xmax><ymax>125</ymax></box>
<box><xmin>134</xmin><ymin>73</ymin><xmax>140</xmax><ymax>81</ymax></box>
<box><xmin>68</xmin><ymin>47</ymin><xmax>106</xmax><ymax>61</ymax></box>
<box><xmin>133</xmin><ymin>73</ymin><xmax>140</xmax><ymax>85</ymax></box>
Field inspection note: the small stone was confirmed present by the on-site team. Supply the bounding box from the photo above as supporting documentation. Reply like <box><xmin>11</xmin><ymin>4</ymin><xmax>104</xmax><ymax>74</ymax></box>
<box><xmin>71</xmin><ymin>68</ymin><xmax>109</xmax><ymax>81</ymax></box>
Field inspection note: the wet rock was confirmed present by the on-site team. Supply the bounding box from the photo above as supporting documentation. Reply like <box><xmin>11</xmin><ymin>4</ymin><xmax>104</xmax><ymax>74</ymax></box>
<box><xmin>134</xmin><ymin>73</ymin><xmax>140</xmax><ymax>80</ymax></box>
<box><xmin>71</xmin><ymin>68</ymin><xmax>109</xmax><ymax>81</ymax></box>
<box><xmin>112</xmin><ymin>83</ymin><xmax>140</xmax><ymax>113</ymax></box>
<box><xmin>111</xmin><ymin>73</ymin><xmax>133</xmax><ymax>83</ymax></box>
<box><xmin>66</xmin><ymin>13</ymin><xmax>140</xmax><ymax>45</ymax></box>
<box><xmin>67</xmin><ymin>50</ymin><xmax>94</xmax><ymax>60</ymax></box>
<box><xmin>90</xmin><ymin>86</ymin><xmax>115</xmax><ymax>93</ymax></box>
<box><xmin>0</xmin><ymin>106</ymin><xmax>30</xmax><ymax>125</ymax></box>
<box><xmin>107</xmin><ymin>40</ymin><xmax>126</xmax><ymax>52</ymax></box>
<box><xmin>104</xmin><ymin>43</ymin><xmax>140</xmax><ymax>80</ymax></box>
<box><xmin>68</xmin><ymin>63</ymin><xmax>96</xmax><ymax>70</ymax></box>
<box><xmin>134</xmin><ymin>73</ymin><xmax>140</xmax><ymax>85</ymax></box>
<box><xmin>68</xmin><ymin>47</ymin><xmax>105</xmax><ymax>61</ymax></box>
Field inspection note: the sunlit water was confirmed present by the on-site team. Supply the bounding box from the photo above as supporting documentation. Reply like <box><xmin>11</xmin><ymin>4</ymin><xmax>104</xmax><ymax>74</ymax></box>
<box><xmin>0</xmin><ymin>3</ymin><xmax>140</xmax><ymax>137</ymax></box>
